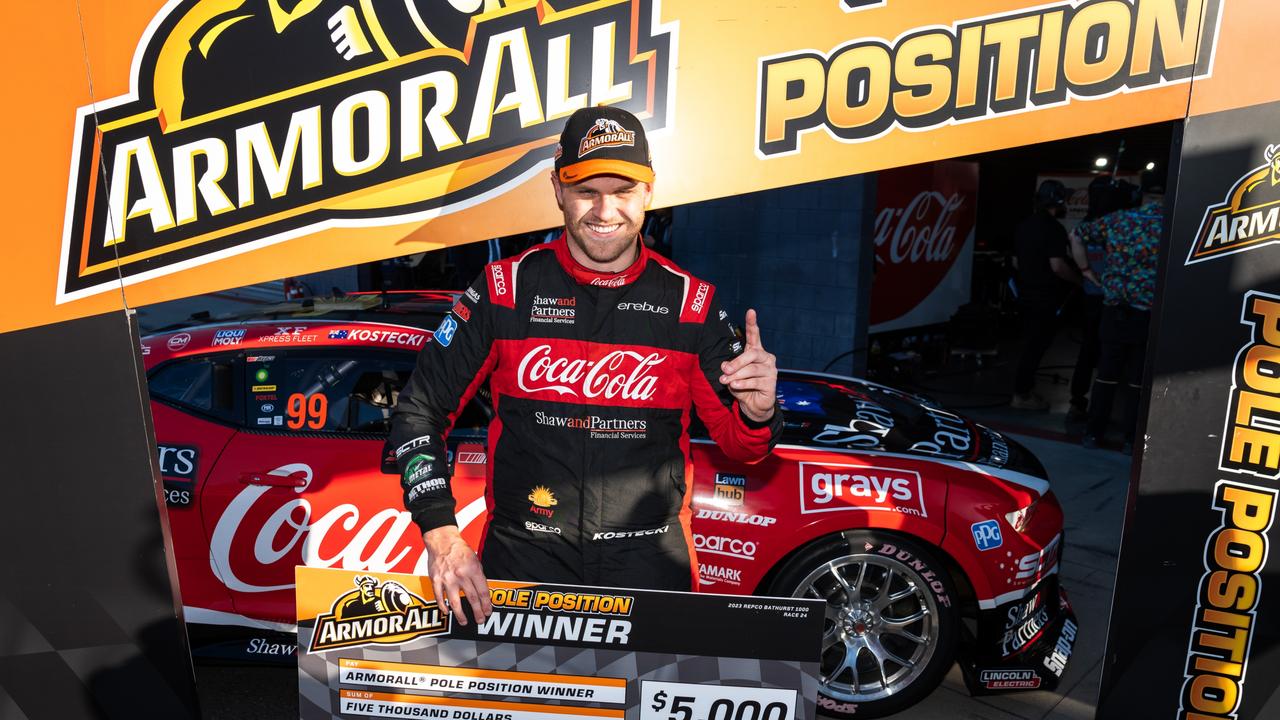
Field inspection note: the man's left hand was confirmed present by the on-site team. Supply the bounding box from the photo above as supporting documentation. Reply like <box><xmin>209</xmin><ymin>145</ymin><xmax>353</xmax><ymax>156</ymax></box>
<box><xmin>719</xmin><ymin>308</ymin><xmax>777</xmax><ymax>423</ymax></box>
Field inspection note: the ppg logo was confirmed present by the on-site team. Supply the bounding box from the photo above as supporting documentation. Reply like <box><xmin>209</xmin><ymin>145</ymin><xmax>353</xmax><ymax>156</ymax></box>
<box><xmin>971</xmin><ymin>520</ymin><xmax>1003</xmax><ymax>551</ymax></box>
<box><xmin>434</xmin><ymin>316</ymin><xmax>458</xmax><ymax>347</ymax></box>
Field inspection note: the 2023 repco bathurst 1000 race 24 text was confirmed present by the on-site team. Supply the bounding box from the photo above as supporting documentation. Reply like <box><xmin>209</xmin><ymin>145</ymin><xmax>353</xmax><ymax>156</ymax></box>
<box><xmin>143</xmin><ymin>291</ymin><xmax>1076</xmax><ymax>718</ymax></box>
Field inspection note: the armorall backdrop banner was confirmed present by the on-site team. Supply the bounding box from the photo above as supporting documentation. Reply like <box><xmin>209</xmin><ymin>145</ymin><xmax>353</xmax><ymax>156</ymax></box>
<box><xmin>4</xmin><ymin>0</ymin><xmax>1273</xmax><ymax>333</ymax></box>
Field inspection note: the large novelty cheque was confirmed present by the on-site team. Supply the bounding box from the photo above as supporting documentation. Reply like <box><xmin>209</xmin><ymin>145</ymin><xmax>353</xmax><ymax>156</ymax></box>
<box><xmin>297</xmin><ymin>567</ymin><xmax>825</xmax><ymax>720</ymax></box>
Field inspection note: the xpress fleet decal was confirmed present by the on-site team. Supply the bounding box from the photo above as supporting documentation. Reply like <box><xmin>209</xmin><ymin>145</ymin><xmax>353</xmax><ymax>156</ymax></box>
<box><xmin>59</xmin><ymin>0</ymin><xmax>673</xmax><ymax>301</ymax></box>
<box><xmin>1180</xmin><ymin>291</ymin><xmax>1280</xmax><ymax>720</ymax></box>
<box><xmin>756</xmin><ymin>0</ymin><xmax>1221</xmax><ymax>157</ymax></box>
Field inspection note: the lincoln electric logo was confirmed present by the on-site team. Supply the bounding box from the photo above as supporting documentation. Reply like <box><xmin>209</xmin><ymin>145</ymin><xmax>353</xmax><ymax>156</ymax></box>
<box><xmin>59</xmin><ymin>0</ymin><xmax>674</xmax><ymax>301</ymax></box>
<box><xmin>1186</xmin><ymin>144</ymin><xmax>1280</xmax><ymax>264</ymax></box>
<box><xmin>309</xmin><ymin>575</ymin><xmax>448</xmax><ymax>652</ymax></box>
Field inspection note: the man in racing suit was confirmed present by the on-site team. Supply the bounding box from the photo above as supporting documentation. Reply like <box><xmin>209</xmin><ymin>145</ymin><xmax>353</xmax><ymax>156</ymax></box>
<box><xmin>390</xmin><ymin>106</ymin><xmax>782</xmax><ymax>624</ymax></box>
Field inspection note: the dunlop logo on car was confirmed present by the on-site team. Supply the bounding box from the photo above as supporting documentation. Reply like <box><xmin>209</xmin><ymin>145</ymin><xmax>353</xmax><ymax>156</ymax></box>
<box><xmin>59</xmin><ymin>0</ymin><xmax>674</xmax><ymax>301</ymax></box>
<box><xmin>1186</xmin><ymin>144</ymin><xmax>1280</xmax><ymax>264</ymax></box>
<box><xmin>309</xmin><ymin>575</ymin><xmax>448</xmax><ymax>652</ymax></box>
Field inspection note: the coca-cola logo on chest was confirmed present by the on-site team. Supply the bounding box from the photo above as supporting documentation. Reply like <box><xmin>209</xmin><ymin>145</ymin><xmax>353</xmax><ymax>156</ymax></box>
<box><xmin>869</xmin><ymin>162</ymin><xmax>978</xmax><ymax>325</ymax></box>
<box><xmin>516</xmin><ymin>343</ymin><xmax>666</xmax><ymax>402</ymax></box>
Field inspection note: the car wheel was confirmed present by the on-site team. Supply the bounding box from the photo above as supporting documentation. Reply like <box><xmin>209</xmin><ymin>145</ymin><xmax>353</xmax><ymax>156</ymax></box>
<box><xmin>766</xmin><ymin>530</ymin><xmax>958</xmax><ymax>719</ymax></box>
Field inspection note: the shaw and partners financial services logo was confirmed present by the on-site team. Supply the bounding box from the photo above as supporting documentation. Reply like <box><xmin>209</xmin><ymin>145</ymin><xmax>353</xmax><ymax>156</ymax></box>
<box><xmin>60</xmin><ymin>0</ymin><xmax>675</xmax><ymax>301</ymax></box>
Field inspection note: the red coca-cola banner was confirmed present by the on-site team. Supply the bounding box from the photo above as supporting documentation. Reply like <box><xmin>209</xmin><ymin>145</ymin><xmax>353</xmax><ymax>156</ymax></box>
<box><xmin>870</xmin><ymin>162</ymin><xmax>979</xmax><ymax>331</ymax></box>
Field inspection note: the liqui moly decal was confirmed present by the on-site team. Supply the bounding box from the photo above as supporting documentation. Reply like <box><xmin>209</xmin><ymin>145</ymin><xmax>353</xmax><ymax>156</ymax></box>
<box><xmin>208</xmin><ymin>463</ymin><xmax>485</xmax><ymax>593</ymax></box>
<box><xmin>516</xmin><ymin>344</ymin><xmax>666</xmax><ymax>401</ymax></box>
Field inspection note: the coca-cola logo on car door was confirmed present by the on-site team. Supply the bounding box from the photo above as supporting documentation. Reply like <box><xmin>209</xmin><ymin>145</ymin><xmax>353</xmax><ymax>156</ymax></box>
<box><xmin>870</xmin><ymin>162</ymin><xmax>978</xmax><ymax>326</ymax></box>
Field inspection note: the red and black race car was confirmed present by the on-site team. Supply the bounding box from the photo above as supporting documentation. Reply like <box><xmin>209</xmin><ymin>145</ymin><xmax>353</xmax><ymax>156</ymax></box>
<box><xmin>143</xmin><ymin>291</ymin><xmax>1075</xmax><ymax>718</ymax></box>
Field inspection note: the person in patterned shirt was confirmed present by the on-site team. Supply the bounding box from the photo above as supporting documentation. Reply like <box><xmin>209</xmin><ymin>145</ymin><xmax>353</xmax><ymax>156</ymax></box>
<box><xmin>1074</xmin><ymin>172</ymin><xmax>1165</xmax><ymax>452</ymax></box>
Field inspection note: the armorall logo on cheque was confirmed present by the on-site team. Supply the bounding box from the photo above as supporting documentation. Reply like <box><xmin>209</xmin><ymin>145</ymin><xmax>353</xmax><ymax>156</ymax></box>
<box><xmin>59</xmin><ymin>0</ymin><xmax>674</xmax><ymax>302</ymax></box>
<box><xmin>309</xmin><ymin>575</ymin><xmax>448</xmax><ymax>652</ymax></box>
<box><xmin>1187</xmin><ymin>144</ymin><xmax>1280</xmax><ymax>264</ymax></box>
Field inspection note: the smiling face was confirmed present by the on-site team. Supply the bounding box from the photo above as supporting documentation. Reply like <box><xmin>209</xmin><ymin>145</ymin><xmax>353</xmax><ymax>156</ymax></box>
<box><xmin>552</xmin><ymin>173</ymin><xmax>652</xmax><ymax>272</ymax></box>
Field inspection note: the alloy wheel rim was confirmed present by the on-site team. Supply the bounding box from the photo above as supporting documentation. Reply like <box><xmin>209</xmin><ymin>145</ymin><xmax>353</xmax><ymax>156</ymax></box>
<box><xmin>791</xmin><ymin>553</ymin><xmax>939</xmax><ymax>703</ymax></box>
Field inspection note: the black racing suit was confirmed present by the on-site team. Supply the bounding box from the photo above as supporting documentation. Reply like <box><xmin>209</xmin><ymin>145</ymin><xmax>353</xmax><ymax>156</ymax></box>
<box><xmin>390</xmin><ymin>235</ymin><xmax>782</xmax><ymax>590</ymax></box>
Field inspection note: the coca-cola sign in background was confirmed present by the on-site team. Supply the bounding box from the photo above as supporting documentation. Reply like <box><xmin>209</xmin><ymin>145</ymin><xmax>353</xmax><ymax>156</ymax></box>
<box><xmin>870</xmin><ymin>161</ymin><xmax>979</xmax><ymax>332</ymax></box>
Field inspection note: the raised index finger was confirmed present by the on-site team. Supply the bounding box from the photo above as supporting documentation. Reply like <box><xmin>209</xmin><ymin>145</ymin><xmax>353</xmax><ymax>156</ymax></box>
<box><xmin>744</xmin><ymin>308</ymin><xmax>763</xmax><ymax>349</ymax></box>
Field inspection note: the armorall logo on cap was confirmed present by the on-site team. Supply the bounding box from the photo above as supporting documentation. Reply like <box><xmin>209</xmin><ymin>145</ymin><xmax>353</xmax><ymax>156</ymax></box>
<box><xmin>578</xmin><ymin>118</ymin><xmax>635</xmax><ymax>156</ymax></box>
<box><xmin>59</xmin><ymin>0</ymin><xmax>674</xmax><ymax>302</ymax></box>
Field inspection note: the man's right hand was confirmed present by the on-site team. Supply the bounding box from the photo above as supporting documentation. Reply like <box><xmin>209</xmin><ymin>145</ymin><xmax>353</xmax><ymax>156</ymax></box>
<box><xmin>422</xmin><ymin>526</ymin><xmax>492</xmax><ymax>626</ymax></box>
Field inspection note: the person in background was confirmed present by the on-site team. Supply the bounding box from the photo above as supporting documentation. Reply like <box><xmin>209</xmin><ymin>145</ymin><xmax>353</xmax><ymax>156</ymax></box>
<box><xmin>1010</xmin><ymin>179</ymin><xmax>1080</xmax><ymax>410</ymax></box>
<box><xmin>642</xmin><ymin>206</ymin><xmax>674</xmax><ymax>256</ymax></box>
<box><xmin>1067</xmin><ymin>177</ymin><xmax>1137</xmax><ymax>423</ymax></box>
<box><xmin>1076</xmin><ymin>171</ymin><xmax>1165</xmax><ymax>453</ymax></box>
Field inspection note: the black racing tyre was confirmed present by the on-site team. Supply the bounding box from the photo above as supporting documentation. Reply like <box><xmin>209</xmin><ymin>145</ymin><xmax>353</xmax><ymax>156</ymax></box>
<box><xmin>765</xmin><ymin>530</ymin><xmax>959</xmax><ymax>719</ymax></box>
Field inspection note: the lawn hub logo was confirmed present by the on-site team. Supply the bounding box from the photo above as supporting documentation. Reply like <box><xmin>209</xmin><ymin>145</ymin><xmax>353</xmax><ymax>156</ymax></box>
<box><xmin>59</xmin><ymin>0</ymin><xmax>674</xmax><ymax>302</ymax></box>
<box><xmin>757</xmin><ymin>0</ymin><xmax>1220</xmax><ymax>157</ymax></box>
<box><xmin>309</xmin><ymin>575</ymin><xmax>447</xmax><ymax>652</ymax></box>
<box><xmin>972</xmin><ymin>519</ymin><xmax>1003</xmax><ymax>551</ymax></box>
<box><xmin>713</xmin><ymin>473</ymin><xmax>746</xmax><ymax>506</ymax></box>
<box><xmin>1188</xmin><ymin>145</ymin><xmax>1280</xmax><ymax>264</ymax></box>
<box><xmin>528</xmin><ymin>485</ymin><xmax>557</xmax><ymax>518</ymax></box>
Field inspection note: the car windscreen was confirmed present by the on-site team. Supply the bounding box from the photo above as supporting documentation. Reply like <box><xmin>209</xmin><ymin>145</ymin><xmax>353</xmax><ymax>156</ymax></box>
<box><xmin>244</xmin><ymin>351</ymin><xmax>414</xmax><ymax>435</ymax></box>
<box><xmin>778</xmin><ymin>376</ymin><xmax>976</xmax><ymax>457</ymax></box>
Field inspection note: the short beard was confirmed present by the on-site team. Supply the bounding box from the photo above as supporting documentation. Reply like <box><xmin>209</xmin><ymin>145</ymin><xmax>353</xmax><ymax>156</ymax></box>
<box><xmin>565</xmin><ymin>224</ymin><xmax>638</xmax><ymax>267</ymax></box>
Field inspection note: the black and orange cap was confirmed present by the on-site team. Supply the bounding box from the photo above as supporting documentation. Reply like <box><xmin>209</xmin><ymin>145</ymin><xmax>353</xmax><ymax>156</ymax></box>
<box><xmin>554</xmin><ymin>105</ymin><xmax>654</xmax><ymax>184</ymax></box>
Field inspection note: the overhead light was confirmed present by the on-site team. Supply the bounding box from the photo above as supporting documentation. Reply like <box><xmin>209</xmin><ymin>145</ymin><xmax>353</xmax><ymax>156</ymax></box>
<box><xmin>1145</xmin><ymin>161</ymin><xmax>1156</xmax><ymax>171</ymax></box>
<box><xmin>1094</xmin><ymin>156</ymin><xmax>1109</xmax><ymax>168</ymax></box>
